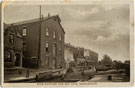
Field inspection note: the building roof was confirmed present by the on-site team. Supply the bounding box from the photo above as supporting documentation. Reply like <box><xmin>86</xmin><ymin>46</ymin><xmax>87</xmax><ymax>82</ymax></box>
<box><xmin>65</xmin><ymin>43</ymin><xmax>74</xmax><ymax>47</ymax></box>
<box><xmin>4</xmin><ymin>23</ymin><xmax>23</xmax><ymax>39</ymax></box>
<box><xmin>4</xmin><ymin>23</ymin><xmax>8</xmax><ymax>30</ymax></box>
<box><xmin>8</xmin><ymin>15</ymin><xmax>65</xmax><ymax>34</ymax></box>
<box><xmin>89</xmin><ymin>49</ymin><xmax>98</xmax><ymax>56</ymax></box>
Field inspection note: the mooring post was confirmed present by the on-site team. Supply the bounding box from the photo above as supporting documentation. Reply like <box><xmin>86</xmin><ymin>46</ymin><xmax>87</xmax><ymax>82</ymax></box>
<box><xmin>108</xmin><ymin>75</ymin><xmax>112</xmax><ymax>80</ymax></box>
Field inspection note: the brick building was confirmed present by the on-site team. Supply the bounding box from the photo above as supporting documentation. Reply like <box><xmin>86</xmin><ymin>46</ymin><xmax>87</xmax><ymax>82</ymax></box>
<box><xmin>84</xmin><ymin>49</ymin><xmax>98</xmax><ymax>67</ymax></box>
<box><xmin>73</xmin><ymin>47</ymin><xmax>85</xmax><ymax>66</ymax></box>
<box><xmin>74</xmin><ymin>48</ymin><xmax>98</xmax><ymax>67</ymax></box>
<box><xmin>4</xmin><ymin>23</ymin><xmax>23</xmax><ymax>68</ymax></box>
<box><xmin>7</xmin><ymin>15</ymin><xmax>65</xmax><ymax>69</ymax></box>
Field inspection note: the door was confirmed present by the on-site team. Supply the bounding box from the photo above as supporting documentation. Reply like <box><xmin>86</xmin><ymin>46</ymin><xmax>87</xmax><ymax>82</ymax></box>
<box><xmin>52</xmin><ymin>57</ymin><xmax>56</xmax><ymax>69</ymax></box>
<box><xmin>15</xmin><ymin>53</ymin><xmax>21</xmax><ymax>66</ymax></box>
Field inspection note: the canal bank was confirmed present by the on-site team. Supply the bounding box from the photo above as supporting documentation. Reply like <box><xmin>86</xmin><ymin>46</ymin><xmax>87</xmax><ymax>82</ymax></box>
<box><xmin>4</xmin><ymin>67</ymin><xmax>66</xmax><ymax>83</ymax></box>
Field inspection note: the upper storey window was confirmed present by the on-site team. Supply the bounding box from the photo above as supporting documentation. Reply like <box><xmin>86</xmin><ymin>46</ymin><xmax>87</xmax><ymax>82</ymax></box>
<box><xmin>53</xmin><ymin>31</ymin><xmax>56</xmax><ymax>39</ymax></box>
<box><xmin>9</xmin><ymin>34</ymin><xmax>14</xmax><ymax>44</ymax></box>
<box><xmin>46</xmin><ymin>27</ymin><xmax>49</xmax><ymax>36</ymax></box>
<box><xmin>59</xmin><ymin>33</ymin><xmax>62</xmax><ymax>41</ymax></box>
<box><xmin>22</xmin><ymin>27</ymin><xmax>26</xmax><ymax>36</ymax></box>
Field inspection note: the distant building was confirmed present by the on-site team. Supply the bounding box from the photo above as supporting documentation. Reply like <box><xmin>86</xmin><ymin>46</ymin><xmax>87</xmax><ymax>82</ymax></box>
<box><xmin>7</xmin><ymin>15</ymin><xmax>65</xmax><ymax>69</ymax></box>
<box><xmin>4</xmin><ymin>23</ymin><xmax>23</xmax><ymax>68</ymax></box>
<box><xmin>80</xmin><ymin>48</ymin><xmax>98</xmax><ymax>67</ymax></box>
<box><xmin>68</xmin><ymin>47</ymin><xmax>99</xmax><ymax>67</ymax></box>
<box><xmin>64</xmin><ymin>43</ymin><xmax>75</xmax><ymax>68</ymax></box>
<box><xmin>74</xmin><ymin>47</ymin><xmax>85</xmax><ymax>66</ymax></box>
<box><xmin>77</xmin><ymin>47</ymin><xmax>84</xmax><ymax>57</ymax></box>
<box><xmin>84</xmin><ymin>49</ymin><xmax>90</xmax><ymax>57</ymax></box>
<box><xmin>86</xmin><ymin>50</ymin><xmax>98</xmax><ymax>67</ymax></box>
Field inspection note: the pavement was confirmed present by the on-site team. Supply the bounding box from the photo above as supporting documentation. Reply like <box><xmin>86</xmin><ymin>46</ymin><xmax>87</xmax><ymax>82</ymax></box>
<box><xmin>4</xmin><ymin>67</ymin><xmax>65</xmax><ymax>82</ymax></box>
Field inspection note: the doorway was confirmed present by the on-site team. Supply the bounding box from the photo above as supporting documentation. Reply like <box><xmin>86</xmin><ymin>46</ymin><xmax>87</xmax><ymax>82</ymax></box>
<box><xmin>15</xmin><ymin>53</ymin><xmax>21</xmax><ymax>66</ymax></box>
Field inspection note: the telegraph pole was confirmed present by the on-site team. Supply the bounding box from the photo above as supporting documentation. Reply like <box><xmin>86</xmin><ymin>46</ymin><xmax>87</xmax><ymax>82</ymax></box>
<box><xmin>37</xmin><ymin>5</ymin><xmax>42</xmax><ymax>68</ymax></box>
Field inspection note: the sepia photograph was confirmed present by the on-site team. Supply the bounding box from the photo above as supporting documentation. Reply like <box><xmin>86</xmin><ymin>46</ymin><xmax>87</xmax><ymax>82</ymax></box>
<box><xmin>1</xmin><ymin>0</ymin><xmax>134</xmax><ymax>87</ymax></box>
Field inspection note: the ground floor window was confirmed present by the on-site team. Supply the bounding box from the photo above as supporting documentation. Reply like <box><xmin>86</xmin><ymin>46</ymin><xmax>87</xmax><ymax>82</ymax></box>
<box><xmin>4</xmin><ymin>51</ymin><xmax>12</xmax><ymax>62</ymax></box>
<box><xmin>46</xmin><ymin>42</ymin><xmax>49</xmax><ymax>53</ymax></box>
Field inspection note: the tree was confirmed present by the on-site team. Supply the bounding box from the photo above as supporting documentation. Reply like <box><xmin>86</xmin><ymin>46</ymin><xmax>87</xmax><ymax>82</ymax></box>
<box><xmin>124</xmin><ymin>60</ymin><xmax>130</xmax><ymax>64</ymax></box>
<box><xmin>101</xmin><ymin>54</ymin><xmax>112</xmax><ymax>67</ymax></box>
<box><xmin>118</xmin><ymin>60</ymin><xmax>122</xmax><ymax>63</ymax></box>
<box><xmin>112</xmin><ymin>60</ymin><xmax>117</xmax><ymax>67</ymax></box>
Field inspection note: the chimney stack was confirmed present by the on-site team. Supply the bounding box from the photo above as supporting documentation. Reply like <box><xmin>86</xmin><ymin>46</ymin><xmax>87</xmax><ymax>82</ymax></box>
<box><xmin>48</xmin><ymin>13</ymin><xmax>50</xmax><ymax>17</ymax></box>
<box><xmin>41</xmin><ymin>14</ymin><xmax>44</xmax><ymax>20</ymax></box>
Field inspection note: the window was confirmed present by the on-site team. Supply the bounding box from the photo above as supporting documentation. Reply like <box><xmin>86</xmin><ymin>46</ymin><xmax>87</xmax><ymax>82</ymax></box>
<box><xmin>22</xmin><ymin>27</ymin><xmax>26</xmax><ymax>36</ymax></box>
<box><xmin>9</xmin><ymin>34</ymin><xmax>14</xmax><ymax>44</ymax></box>
<box><xmin>53</xmin><ymin>31</ymin><xmax>56</xmax><ymax>39</ymax></box>
<box><xmin>59</xmin><ymin>33</ymin><xmax>62</xmax><ymax>41</ymax></box>
<box><xmin>53</xmin><ymin>44</ymin><xmax>57</xmax><ymax>56</ymax></box>
<box><xmin>46</xmin><ymin>27</ymin><xmax>49</xmax><ymax>36</ymax></box>
<box><xmin>46</xmin><ymin>42</ymin><xmax>49</xmax><ymax>53</ymax></box>
<box><xmin>4</xmin><ymin>51</ymin><xmax>12</xmax><ymax>62</ymax></box>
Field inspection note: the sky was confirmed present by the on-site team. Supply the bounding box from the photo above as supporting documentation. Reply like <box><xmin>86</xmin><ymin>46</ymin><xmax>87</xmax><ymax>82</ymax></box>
<box><xmin>4</xmin><ymin>3</ymin><xmax>130</xmax><ymax>62</ymax></box>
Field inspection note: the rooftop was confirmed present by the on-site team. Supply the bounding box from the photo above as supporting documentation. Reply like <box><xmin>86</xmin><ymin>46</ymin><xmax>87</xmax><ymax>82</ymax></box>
<box><xmin>8</xmin><ymin>15</ymin><xmax>60</xmax><ymax>26</ymax></box>
<box><xmin>5</xmin><ymin>15</ymin><xmax>65</xmax><ymax>34</ymax></box>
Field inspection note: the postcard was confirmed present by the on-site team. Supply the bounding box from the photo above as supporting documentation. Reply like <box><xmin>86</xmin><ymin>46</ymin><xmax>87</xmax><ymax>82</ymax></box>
<box><xmin>1</xmin><ymin>0</ymin><xmax>134</xmax><ymax>87</ymax></box>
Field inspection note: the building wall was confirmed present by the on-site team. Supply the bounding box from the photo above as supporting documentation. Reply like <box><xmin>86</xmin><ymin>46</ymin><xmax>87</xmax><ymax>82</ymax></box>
<box><xmin>76</xmin><ymin>57</ymin><xmax>85</xmax><ymax>65</ymax></box>
<box><xmin>64</xmin><ymin>44</ymin><xmax>74</xmax><ymax>68</ymax></box>
<box><xmin>4</xmin><ymin>27</ymin><xmax>23</xmax><ymax>68</ymax></box>
<box><xmin>40</xmin><ymin>17</ymin><xmax>65</xmax><ymax>69</ymax></box>
<box><xmin>4</xmin><ymin>28</ymin><xmax>15</xmax><ymax>68</ymax></box>
<box><xmin>77</xmin><ymin>47</ymin><xmax>84</xmax><ymax>57</ymax></box>
<box><xmin>84</xmin><ymin>49</ymin><xmax>90</xmax><ymax>57</ymax></box>
<box><xmin>73</xmin><ymin>47</ymin><xmax>79</xmax><ymax>63</ymax></box>
<box><xmin>73</xmin><ymin>48</ymin><xmax>98</xmax><ymax>67</ymax></box>
<box><xmin>88</xmin><ymin>50</ymin><xmax>98</xmax><ymax>66</ymax></box>
<box><xmin>16</xmin><ymin>22</ymin><xmax>40</xmax><ymax>60</ymax></box>
<box><xmin>13</xmin><ymin>16</ymin><xmax>65</xmax><ymax>69</ymax></box>
<box><xmin>89</xmin><ymin>50</ymin><xmax>98</xmax><ymax>61</ymax></box>
<box><xmin>12</xmin><ymin>22</ymin><xmax>40</xmax><ymax>68</ymax></box>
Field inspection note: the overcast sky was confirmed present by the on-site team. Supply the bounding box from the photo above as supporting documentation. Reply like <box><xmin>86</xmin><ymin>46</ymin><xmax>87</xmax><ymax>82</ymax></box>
<box><xmin>4</xmin><ymin>3</ymin><xmax>129</xmax><ymax>62</ymax></box>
